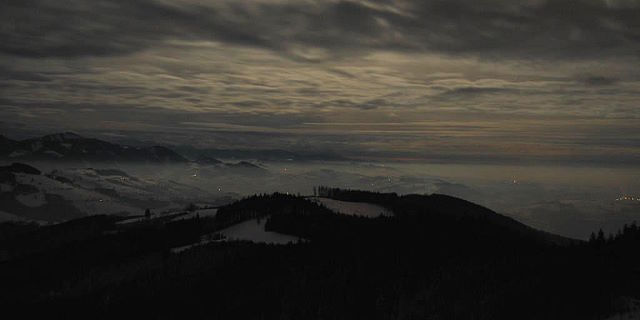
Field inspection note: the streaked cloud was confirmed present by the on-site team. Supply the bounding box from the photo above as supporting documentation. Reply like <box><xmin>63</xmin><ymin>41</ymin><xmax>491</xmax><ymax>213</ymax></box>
<box><xmin>1</xmin><ymin>0</ymin><xmax>639</xmax><ymax>164</ymax></box>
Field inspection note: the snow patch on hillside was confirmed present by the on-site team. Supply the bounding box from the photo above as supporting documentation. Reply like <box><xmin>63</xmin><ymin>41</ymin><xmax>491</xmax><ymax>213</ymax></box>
<box><xmin>220</xmin><ymin>218</ymin><xmax>299</xmax><ymax>244</ymax></box>
<box><xmin>13</xmin><ymin>173</ymin><xmax>138</xmax><ymax>215</ymax></box>
<box><xmin>55</xmin><ymin>167</ymin><xmax>215</xmax><ymax>210</ymax></box>
<box><xmin>171</xmin><ymin>208</ymin><xmax>218</xmax><ymax>221</ymax></box>
<box><xmin>0</xmin><ymin>210</ymin><xmax>25</xmax><ymax>222</ymax></box>
<box><xmin>312</xmin><ymin>197</ymin><xmax>393</xmax><ymax>218</ymax></box>
<box><xmin>115</xmin><ymin>216</ymin><xmax>147</xmax><ymax>225</ymax></box>
<box><xmin>9</xmin><ymin>150</ymin><xmax>28</xmax><ymax>158</ymax></box>
<box><xmin>16</xmin><ymin>193</ymin><xmax>47</xmax><ymax>207</ymax></box>
<box><xmin>43</xmin><ymin>150</ymin><xmax>63</xmax><ymax>158</ymax></box>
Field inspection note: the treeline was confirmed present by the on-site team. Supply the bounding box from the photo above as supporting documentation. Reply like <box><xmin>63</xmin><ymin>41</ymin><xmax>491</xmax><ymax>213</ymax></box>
<box><xmin>215</xmin><ymin>193</ymin><xmax>335</xmax><ymax>230</ymax></box>
<box><xmin>315</xmin><ymin>185</ymin><xmax>399</xmax><ymax>205</ymax></box>
<box><xmin>314</xmin><ymin>187</ymin><xmax>565</xmax><ymax>244</ymax></box>
<box><xmin>589</xmin><ymin>222</ymin><xmax>640</xmax><ymax>246</ymax></box>
<box><xmin>0</xmin><ymin>213</ymin><xmax>216</xmax><ymax>299</ymax></box>
<box><xmin>0</xmin><ymin>190</ymin><xmax>639</xmax><ymax>319</ymax></box>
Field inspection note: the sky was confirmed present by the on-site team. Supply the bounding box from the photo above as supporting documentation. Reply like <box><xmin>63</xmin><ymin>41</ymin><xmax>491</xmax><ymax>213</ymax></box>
<box><xmin>1</xmin><ymin>0</ymin><xmax>640</xmax><ymax>164</ymax></box>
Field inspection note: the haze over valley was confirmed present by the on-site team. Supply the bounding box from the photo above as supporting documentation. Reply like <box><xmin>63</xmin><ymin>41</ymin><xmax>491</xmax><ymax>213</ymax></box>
<box><xmin>1</xmin><ymin>132</ymin><xmax>638</xmax><ymax>240</ymax></box>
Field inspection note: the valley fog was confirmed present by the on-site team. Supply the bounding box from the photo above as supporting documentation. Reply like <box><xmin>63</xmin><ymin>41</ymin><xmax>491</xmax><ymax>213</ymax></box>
<box><xmin>16</xmin><ymin>160</ymin><xmax>640</xmax><ymax>240</ymax></box>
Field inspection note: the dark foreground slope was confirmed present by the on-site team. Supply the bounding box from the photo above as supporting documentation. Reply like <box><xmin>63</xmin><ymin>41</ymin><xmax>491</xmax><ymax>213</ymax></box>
<box><xmin>1</xmin><ymin>190</ymin><xmax>639</xmax><ymax>319</ymax></box>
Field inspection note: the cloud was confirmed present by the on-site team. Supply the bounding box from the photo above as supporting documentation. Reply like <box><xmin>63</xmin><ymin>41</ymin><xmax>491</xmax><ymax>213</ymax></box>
<box><xmin>582</xmin><ymin>75</ymin><xmax>619</xmax><ymax>86</ymax></box>
<box><xmin>2</xmin><ymin>0</ymin><xmax>640</xmax><ymax>60</ymax></box>
<box><xmin>439</xmin><ymin>86</ymin><xmax>517</xmax><ymax>98</ymax></box>
<box><xmin>0</xmin><ymin>65</ymin><xmax>51</xmax><ymax>82</ymax></box>
<box><xmin>1</xmin><ymin>0</ymin><xmax>640</xmax><ymax>165</ymax></box>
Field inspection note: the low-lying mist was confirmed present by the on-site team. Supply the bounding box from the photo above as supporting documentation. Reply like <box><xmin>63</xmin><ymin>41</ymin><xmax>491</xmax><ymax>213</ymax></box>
<box><xmin>4</xmin><ymin>160</ymin><xmax>640</xmax><ymax>240</ymax></box>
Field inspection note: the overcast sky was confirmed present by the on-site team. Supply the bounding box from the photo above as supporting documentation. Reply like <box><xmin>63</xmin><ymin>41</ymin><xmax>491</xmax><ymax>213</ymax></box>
<box><xmin>1</xmin><ymin>0</ymin><xmax>639</xmax><ymax>164</ymax></box>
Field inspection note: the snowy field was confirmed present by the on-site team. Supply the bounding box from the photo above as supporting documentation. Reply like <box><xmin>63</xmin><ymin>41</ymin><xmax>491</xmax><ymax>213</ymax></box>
<box><xmin>312</xmin><ymin>197</ymin><xmax>393</xmax><ymax>218</ymax></box>
<box><xmin>1</xmin><ymin>165</ymin><xmax>229</xmax><ymax>221</ymax></box>
<box><xmin>171</xmin><ymin>208</ymin><xmax>218</xmax><ymax>221</ymax></box>
<box><xmin>220</xmin><ymin>218</ymin><xmax>300</xmax><ymax>244</ymax></box>
<box><xmin>171</xmin><ymin>216</ymin><xmax>299</xmax><ymax>253</ymax></box>
<box><xmin>0</xmin><ymin>210</ymin><xmax>25</xmax><ymax>222</ymax></box>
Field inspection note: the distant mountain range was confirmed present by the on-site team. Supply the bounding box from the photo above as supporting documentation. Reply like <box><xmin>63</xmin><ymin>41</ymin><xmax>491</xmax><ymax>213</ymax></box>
<box><xmin>0</xmin><ymin>132</ymin><xmax>187</xmax><ymax>163</ymax></box>
<box><xmin>0</xmin><ymin>132</ymin><xmax>344</xmax><ymax>163</ymax></box>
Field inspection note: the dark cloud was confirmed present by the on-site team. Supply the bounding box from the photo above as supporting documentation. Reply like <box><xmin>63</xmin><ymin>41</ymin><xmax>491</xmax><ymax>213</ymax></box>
<box><xmin>318</xmin><ymin>98</ymin><xmax>391</xmax><ymax>110</ymax></box>
<box><xmin>0</xmin><ymin>0</ymin><xmax>275</xmax><ymax>58</ymax></box>
<box><xmin>403</xmin><ymin>0</ymin><xmax>640</xmax><ymax>58</ymax></box>
<box><xmin>582</xmin><ymin>75</ymin><xmax>619</xmax><ymax>86</ymax></box>
<box><xmin>440</xmin><ymin>86</ymin><xmax>516</xmax><ymax>97</ymax></box>
<box><xmin>1</xmin><ymin>0</ymin><xmax>640</xmax><ymax>165</ymax></box>
<box><xmin>0</xmin><ymin>65</ymin><xmax>51</xmax><ymax>82</ymax></box>
<box><xmin>2</xmin><ymin>0</ymin><xmax>640</xmax><ymax>59</ymax></box>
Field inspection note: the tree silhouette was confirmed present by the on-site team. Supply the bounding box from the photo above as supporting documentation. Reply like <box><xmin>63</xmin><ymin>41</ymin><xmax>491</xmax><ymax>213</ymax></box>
<box><xmin>597</xmin><ymin>229</ymin><xmax>605</xmax><ymax>244</ymax></box>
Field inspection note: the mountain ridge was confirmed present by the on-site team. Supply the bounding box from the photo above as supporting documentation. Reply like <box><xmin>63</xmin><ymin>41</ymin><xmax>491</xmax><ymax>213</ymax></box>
<box><xmin>0</xmin><ymin>132</ymin><xmax>188</xmax><ymax>163</ymax></box>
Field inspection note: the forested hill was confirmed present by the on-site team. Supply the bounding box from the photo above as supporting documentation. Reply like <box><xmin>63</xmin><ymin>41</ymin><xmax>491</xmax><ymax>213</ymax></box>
<box><xmin>312</xmin><ymin>186</ymin><xmax>575</xmax><ymax>246</ymax></box>
<box><xmin>0</xmin><ymin>189</ymin><xmax>639</xmax><ymax>319</ymax></box>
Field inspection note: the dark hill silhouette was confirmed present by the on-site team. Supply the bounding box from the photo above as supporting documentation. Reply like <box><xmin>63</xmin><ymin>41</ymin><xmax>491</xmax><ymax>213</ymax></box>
<box><xmin>227</xmin><ymin>160</ymin><xmax>264</xmax><ymax>169</ymax></box>
<box><xmin>194</xmin><ymin>155</ymin><xmax>223</xmax><ymax>165</ymax></box>
<box><xmin>0</xmin><ymin>132</ymin><xmax>188</xmax><ymax>162</ymax></box>
<box><xmin>0</xmin><ymin>134</ymin><xmax>17</xmax><ymax>151</ymax></box>
<box><xmin>315</xmin><ymin>187</ymin><xmax>574</xmax><ymax>245</ymax></box>
<box><xmin>0</xmin><ymin>189</ymin><xmax>638</xmax><ymax>319</ymax></box>
<box><xmin>0</xmin><ymin>162</ymin><xmax>41</xmax><ymax>175</ymax></box>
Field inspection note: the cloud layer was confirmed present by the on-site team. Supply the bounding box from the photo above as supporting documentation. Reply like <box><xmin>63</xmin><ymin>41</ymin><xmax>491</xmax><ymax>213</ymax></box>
<box><xmin>3</xmin><ymin>0</ymin><xmax>640</xmax><ymax>59</ymax></box>
<box><xmin>1</xmin><ymin>0</ymin><xmax>639</xmax><ymax>163</ymax></box>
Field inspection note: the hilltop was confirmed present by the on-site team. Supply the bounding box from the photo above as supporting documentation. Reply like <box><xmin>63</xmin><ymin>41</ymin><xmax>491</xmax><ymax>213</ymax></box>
<box><xmin>1</xmin><ymin>189</ymin><xmax>638</xmax><ymax>319</ymax></box>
